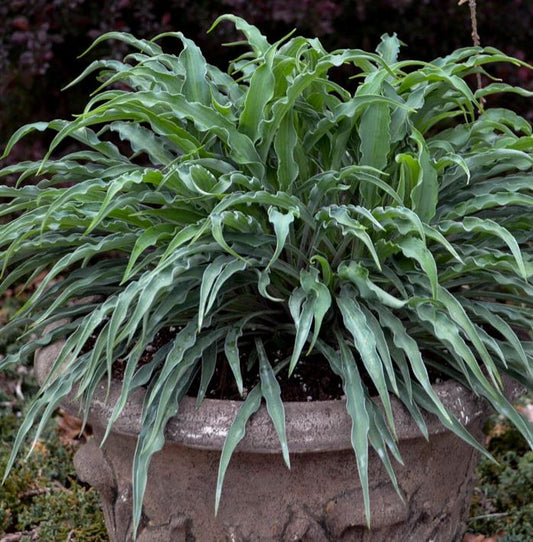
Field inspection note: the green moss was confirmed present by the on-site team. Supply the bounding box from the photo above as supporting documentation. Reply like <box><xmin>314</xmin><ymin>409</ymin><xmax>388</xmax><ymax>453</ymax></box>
<box><xmin>0</xmin><ymin>363</ymin><xmax>107</xmax><ymax>541</ymax></box>
<box><xmin>0</xmin><ymin>415</ymin><xmax>108</xmax><ymax>541</ymax></box>
<box><xmin>16</xmin><ymin>478</ymin><xmax>108</xmax><ymax>541</ymax></box>
<box><xmin>1</xmin><ymin>288</ymin><xmax>107</xmax><ymax>540</ymax></box>
<box><xmin>468</xmin><ymin>410</ymin><xmax>533</xmax><ymax>540</ymax></box>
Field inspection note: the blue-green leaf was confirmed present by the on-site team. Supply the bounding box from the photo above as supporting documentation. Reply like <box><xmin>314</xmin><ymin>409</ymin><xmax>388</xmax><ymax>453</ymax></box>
<box><xmin>256</xmin><ymin>338</ymin><xmax>290</xmax><ymax>468</ymax></box>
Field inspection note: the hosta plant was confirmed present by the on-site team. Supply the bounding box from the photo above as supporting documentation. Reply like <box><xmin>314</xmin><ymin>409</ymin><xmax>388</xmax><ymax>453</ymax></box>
<box><xmin>1</xmin><ymin>15</ymin><xmax>532</xmax><ymax>537</ymax></box>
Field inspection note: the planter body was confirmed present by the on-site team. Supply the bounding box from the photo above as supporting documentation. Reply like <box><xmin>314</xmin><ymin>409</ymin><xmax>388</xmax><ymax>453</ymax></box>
<box><xmin>36</xmin><ymin>340</ymin><xmax>490</xmax><ymax>542</ymax></box>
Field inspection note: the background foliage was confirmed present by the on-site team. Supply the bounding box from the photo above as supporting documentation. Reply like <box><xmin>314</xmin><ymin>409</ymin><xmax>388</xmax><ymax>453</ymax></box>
<box><xmin>1</xmin><ymin>0</ymin><xmax>532</xmax><ymax>160</ymax></box>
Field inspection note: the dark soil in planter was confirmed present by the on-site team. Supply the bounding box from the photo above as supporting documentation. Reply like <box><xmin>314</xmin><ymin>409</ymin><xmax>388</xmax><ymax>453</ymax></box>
<box><xmin>105</xmin><ymin>325</ymin><xmax>346</xmax><ymax>402</ymax></box>
<box><xmin>88</xmin><ymin>324</ymin><xmax>456</xmax><ymax>404</ymax></box>
<box><xmin>190</xmin><ymin>353</ymin><xmax>345</xmax><ymax>402</ymax></box>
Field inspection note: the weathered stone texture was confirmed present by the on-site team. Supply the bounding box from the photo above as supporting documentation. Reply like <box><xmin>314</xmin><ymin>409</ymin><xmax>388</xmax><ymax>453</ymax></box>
<box><xmin>35</xmin><ymin>340</ymin><xmax>493</xmax><ymax>542</ymax></box>
<box><xmin>72</xmin><ymin>396</ymin><xmax>484</xmax><ymax>542</ymax></box>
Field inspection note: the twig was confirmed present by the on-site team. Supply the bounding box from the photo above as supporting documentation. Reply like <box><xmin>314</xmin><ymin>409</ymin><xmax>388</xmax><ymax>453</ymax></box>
<box><xmin>18</xmin><ymin>487</ymin><xmax>50</xmax><ymax>499</ymax></box>
<box><xmin>0</xmin><ymin>528</ymin><xmax>40</xmax><ymax>542</ymax></box>
<box><xmin>18</xmin><ymin>480</ymin><xmax>73</xmax><ymax>499</ymax></box>
<box><xmin>467</xmin><ymin>511</ymin><xmax>511</xmax><ymax>521</ymax></box>
<box><xmin>52</xmin><ymin>479</ymin><xmax>74</xmax><ymax>494</ymax></box>
<box><xmin>458</xmin><ymin>0</ymin><xmax>486</xmax><ymax>110</ymax></box>
<box><xmin>15</xmin><ymin>378</ymin><xmax>24</xmax><ymax>401</ymax></box>
<box><xmin>458</xmin><ymin>0</ymin><xmax>481</xmax><ymax>47</ymax></box>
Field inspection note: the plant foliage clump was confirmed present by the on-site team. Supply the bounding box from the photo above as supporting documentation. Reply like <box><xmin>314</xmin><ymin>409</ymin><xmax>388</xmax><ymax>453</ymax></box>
<box><xmin>0</xmin><ymin>15</ymin><xmax>532</xmax><ymax>536</ymax></box>
<box><xmin>2</xmin><ymin>0</ymin><xmax>532</xmax><ymax>151</ymax></box>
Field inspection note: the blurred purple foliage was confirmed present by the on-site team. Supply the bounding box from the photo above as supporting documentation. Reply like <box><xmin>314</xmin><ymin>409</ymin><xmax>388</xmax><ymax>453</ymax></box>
<box><xmin>1</xmin><ymin>0</ymin><xmax>532</xmax><ymax>161</ymax></box>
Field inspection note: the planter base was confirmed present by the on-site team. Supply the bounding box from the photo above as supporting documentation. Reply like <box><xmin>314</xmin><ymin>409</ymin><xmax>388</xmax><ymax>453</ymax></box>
<box><xmin>74</xmin><ymin>418</ymin><xmax>482</xmax><ymax>542</ymax></box>
<box><xmin>36</xmin><ymin>339</ymin><xmax>491</xmax><ymax>541</ymax></box>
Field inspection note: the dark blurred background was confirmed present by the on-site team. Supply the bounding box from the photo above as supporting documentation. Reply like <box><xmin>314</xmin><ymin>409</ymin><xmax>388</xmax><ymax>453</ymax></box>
<box><xmin>1</xmin><ymin>0</ymin><xmax>532</xmax><ymax>162</ymax></box>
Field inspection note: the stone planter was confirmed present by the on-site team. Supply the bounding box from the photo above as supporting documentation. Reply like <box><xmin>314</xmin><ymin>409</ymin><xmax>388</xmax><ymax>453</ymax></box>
<box><xmin>35</xmin><ymin>338</ymin><xmax>502</xmax><ymax>542</ymax></box>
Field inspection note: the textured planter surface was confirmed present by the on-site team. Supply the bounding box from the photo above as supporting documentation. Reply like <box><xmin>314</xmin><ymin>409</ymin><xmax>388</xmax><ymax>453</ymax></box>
<box><xmin>36</xmin><ymin>338</ymin><xmax>499</xmax><ymax>542</ymax></box>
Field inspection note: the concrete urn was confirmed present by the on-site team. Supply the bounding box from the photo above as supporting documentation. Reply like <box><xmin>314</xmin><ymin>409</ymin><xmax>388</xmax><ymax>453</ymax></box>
<box><xmin>35</xmin><ymin>337</ymin><xmax>498</xmax><ymax>542</ymax></box>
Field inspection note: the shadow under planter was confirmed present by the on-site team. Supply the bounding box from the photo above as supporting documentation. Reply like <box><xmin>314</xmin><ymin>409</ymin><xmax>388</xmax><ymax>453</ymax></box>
<box><xmin>35</xmin><ymin>338</ymin><xmax>499</xmax><ymax>542</ymax></box>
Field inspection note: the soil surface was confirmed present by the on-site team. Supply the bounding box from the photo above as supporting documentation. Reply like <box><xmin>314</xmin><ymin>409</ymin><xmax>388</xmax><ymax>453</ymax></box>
<box><xmin>84</xmin><ymin>325</ymin><xmax>456</xmax><ymax>403</ymax></box>
<box><xmin>90</xmin><ymin>326</ymin><xmax>346</xmax><ymax>402</ymax></box>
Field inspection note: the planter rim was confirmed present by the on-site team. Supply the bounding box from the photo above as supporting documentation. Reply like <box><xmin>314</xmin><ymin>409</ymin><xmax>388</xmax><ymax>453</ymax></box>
<box><xmin>35</xmin><ymin>334</ymin><xmax>497</xmax><ymax>453</ymax></box>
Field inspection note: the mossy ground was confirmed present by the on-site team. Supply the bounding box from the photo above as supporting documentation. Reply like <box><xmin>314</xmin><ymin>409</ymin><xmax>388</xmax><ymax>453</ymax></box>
<box><xmin>0</xmin><ymin>293</ymin><xmax>531</xmax><ymax>542</ymax></box>
<box><xmin>0</xmin><ymin>412</ymin><xmax>108</xmax><ymax>541</ymax></box>
<box><xmin>0</xmin><ymin>293</ymin><xmax>107</xmax><ymax>542</ymax></box>
<box><xmin>466</xmin><ymin>405</ymin><xmax>533</xmax><ymax>542</ymax></box>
